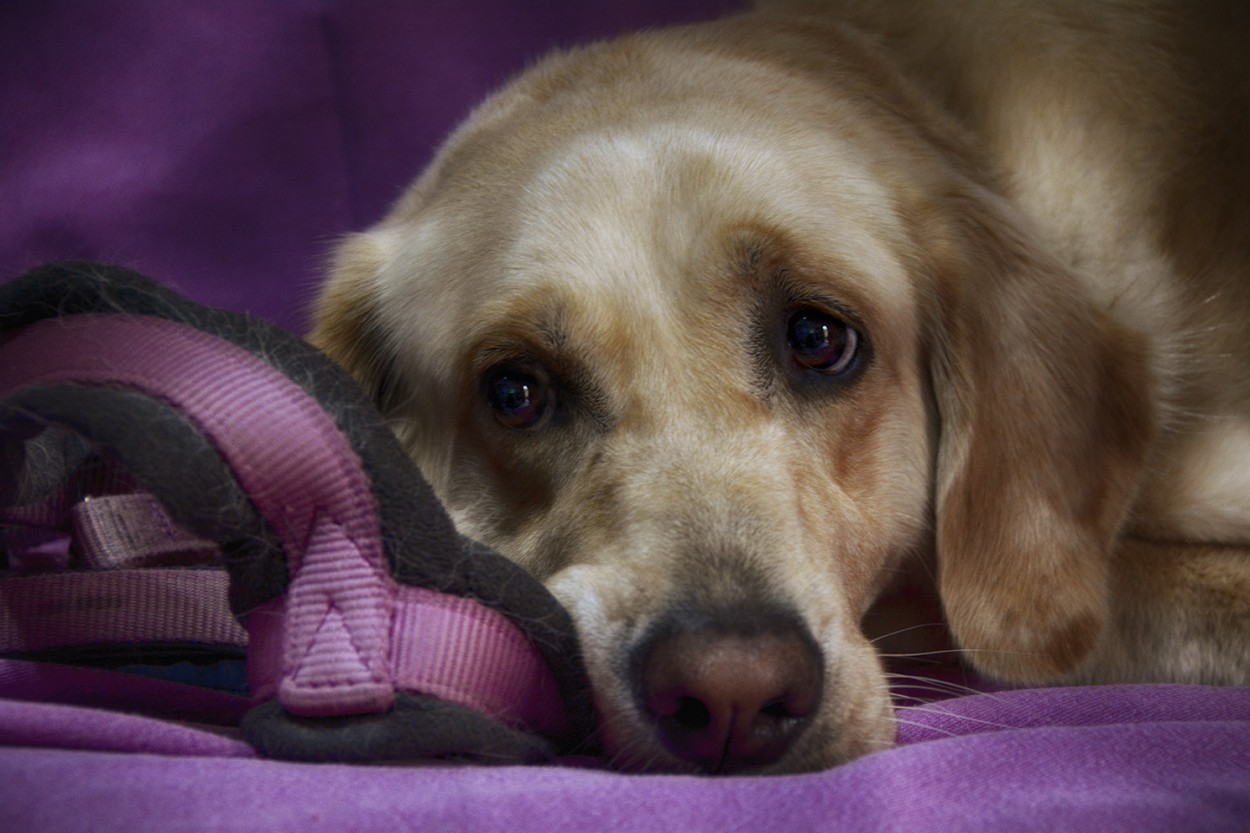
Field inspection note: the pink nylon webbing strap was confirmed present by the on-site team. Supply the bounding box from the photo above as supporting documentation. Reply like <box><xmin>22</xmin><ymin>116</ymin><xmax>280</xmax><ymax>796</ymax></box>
<box><xmin>73</xmin><ymin>493</ymin><xmax>222</xmax><ymax>569</ymax></box>
<box><xmin>0</xmin><ymin>313</ymin><xmax>395</xmax><ymax>717</ymax></box>
<box><xmin>247</xmin><ymin>585</ymin><xmax>566</xmax><ymax>735</ymax></box>
<box><xmin>0</xmin><ymin>313</ymin><xmax>565</xmax><ymax>732</ymax></box>
<box><xmin>0</xmin><ymin>569</ymin><xmax>245</xmax><ymax>653</ymax></box>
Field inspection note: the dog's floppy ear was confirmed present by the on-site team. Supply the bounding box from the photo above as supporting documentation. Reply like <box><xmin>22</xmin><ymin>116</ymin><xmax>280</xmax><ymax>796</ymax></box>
<box><xmin>309</xmin><ymin>234</ymin><xmax>408</xmax><ymax>417</ymax></box>
<box><xmin>922</xmin><ymin>190</ymin><xmax>1154</xmax><ymax>684</ymax></box>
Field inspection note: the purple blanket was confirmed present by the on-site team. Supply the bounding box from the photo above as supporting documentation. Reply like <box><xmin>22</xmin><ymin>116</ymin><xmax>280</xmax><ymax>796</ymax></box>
<box><xmin>2</xmin><ymin>685</ymin><xmax>1249</xmax><ymax>831</ymax></box>
<box><xmin>2</xmin><ymin>2</ymin><xmax>1249</xmax><ymax>830</ymax></box>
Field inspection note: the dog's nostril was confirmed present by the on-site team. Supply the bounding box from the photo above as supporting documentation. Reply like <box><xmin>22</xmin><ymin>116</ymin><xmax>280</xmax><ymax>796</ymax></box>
<box><xmin>637</xmin><ymin>614</ymin><xmax>823</xmax><ymax>773</ymax></box>
<box><xmin>672</xmin><ymin>696</ymin><xmax>712</xmax><ymax>730</ymax></box>
<box><xmin>760</xmin><ymin>698</ymin><xmax>797</xmax><ymax>719</ymax></box>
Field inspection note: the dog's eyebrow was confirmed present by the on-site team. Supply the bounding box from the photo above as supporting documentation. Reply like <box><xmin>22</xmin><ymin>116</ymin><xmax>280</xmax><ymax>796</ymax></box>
<box><xmin>470</xmin><ymin>298</ymin><xmax>571</xmax><ymax>367</ymax></box>
<box><xmin>731</xmin><ymin>223</ymin><xmax>794</xmax><ymax>272</ymax></box>
<box><xmin>730</xmin><ymin>239</ymin><xmax>787</xmax><ymax>403</ymax></box>
<box><xmin>535</xmin><ymin>316</ymin><xmax>570</xmax><ymax>354</ymax></box>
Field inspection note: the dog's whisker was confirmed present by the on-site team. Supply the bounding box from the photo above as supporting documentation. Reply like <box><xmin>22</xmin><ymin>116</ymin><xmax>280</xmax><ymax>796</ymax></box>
<box><xmin>889</xmin><ymin>675</ymin><xmax>1019</xmax><ymax>708</ymax></box>
<box><xmin>889</xmin><ymin>717</ymin><xmax>963</xmax><ymax>740</ymax></box>
<box><xmin>868</xmin><ymin>622</ymin><xmax>949</xmax><ymax>644</ymax></box>
<box><xmin>887</xmin><ymin>679</ymin><xmax>984</xmax><ymax>702</ymax></box>
<box><xmin>894</xmin><ymin>703</ymin><xmax>1020</xmax><ymax>733</ymax></box>
<box><xmin>885</xmin><ymin>670</ymin><xmax>981</xmax><ymax>690</ymax></box>
<box><xmin>876</xmin><ymin>648</ymin><xmax>966</xmax><ymax>660</ymax></box>
<box><xmin>937</xmin><ymin>646</ymin><xmax>1048</xmax><ymax>660</ymax></box>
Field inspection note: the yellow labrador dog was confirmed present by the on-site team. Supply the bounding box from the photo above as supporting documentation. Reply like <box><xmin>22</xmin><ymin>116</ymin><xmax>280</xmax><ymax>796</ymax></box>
<box><xmin>311</xmin><ymin>0</ymin><xmax>1250</xmax><ymax>774</ymax></box>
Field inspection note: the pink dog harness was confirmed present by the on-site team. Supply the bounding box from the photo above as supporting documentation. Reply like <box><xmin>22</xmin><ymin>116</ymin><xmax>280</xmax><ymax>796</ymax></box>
<box><xmin>0</xmin><ymin>262</ymin><xmax>594</xmax><ymax>762</ymax></box>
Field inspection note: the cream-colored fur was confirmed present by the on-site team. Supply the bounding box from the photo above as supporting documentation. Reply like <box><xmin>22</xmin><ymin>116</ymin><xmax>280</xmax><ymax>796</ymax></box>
<box><xmin>311</xmin><ymin>0</ymin><xmax>1250</xmax><ymax>773</ymax></box>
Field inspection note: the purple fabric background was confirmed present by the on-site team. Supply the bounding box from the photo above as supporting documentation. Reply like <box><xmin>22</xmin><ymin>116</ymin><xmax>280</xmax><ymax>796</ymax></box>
<box><xmin>0</xmin><ymin>0</ymin><xmax>741</xmax><ymax>333</ymax></box>
<box><xmin>2</xmin><ymin>686</ymin><xmax>1249</xmax><ymax>832</ymax></box>
<box><xmin>3</xmin><ymin>2</ymin><xmax>1250</xmax><ymax>831</ymax></box>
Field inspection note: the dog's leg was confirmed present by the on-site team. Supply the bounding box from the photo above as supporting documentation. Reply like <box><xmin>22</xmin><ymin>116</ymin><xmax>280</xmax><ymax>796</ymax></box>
<box><xmin>1074</xmin><ymin>539</ymin><xmax>1250</xmax><ymax>686</ymax></box>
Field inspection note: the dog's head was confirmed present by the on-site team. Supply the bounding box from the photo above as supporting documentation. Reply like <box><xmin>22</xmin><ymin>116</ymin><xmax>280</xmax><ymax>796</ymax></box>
<box><xmin>311</xmin><ymin>15</ymin><xmax>1153</xmax><ymax>773</ymax></box>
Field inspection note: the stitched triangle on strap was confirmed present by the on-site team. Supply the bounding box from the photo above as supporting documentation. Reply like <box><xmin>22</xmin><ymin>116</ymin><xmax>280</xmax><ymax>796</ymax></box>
<box><xmin>289</xmin><ymin>607</ymin><xmax>373</xmax><ymax>688</ymax></box>
<box><xmin>279</xmin><ymin>512</ymin><xmax>394</xmax><ymax>717</ymax></box>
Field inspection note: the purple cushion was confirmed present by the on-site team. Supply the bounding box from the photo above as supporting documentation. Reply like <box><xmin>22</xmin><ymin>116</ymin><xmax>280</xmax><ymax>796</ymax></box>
<box><xmin>2</xmin><ymin>685</ymin><xmax>1249</xmax><ymax>832</ymax></box>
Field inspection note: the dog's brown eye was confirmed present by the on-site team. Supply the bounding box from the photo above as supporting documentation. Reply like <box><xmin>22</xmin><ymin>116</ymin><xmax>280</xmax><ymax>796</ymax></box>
<box><xmin>786</xmin><ymin>308</ymin><xmax>859</xmax><ymax>374</ymax></box>
<box><xmin>485</xmin><ymin>366</ymin><xmax>550</xmax><ymax>428</ymax></box>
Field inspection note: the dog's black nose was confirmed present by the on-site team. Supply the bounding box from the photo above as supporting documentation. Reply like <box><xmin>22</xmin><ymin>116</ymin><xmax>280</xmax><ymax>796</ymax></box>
<box><xmin>636</xmin><ymin>611</ymin><xmax>823</xmax><ymax>773</ymax></box>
